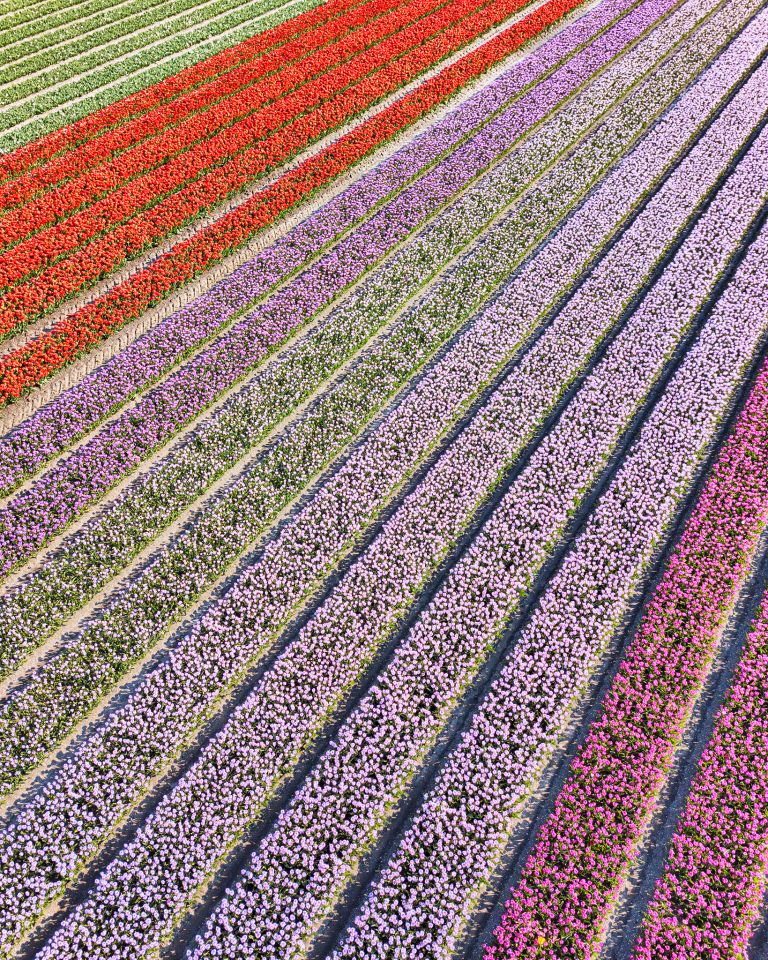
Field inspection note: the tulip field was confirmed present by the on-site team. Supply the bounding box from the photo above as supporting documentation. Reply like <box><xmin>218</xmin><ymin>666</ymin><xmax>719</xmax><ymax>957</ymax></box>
<box><xmin>1</xmin><ymin>0</ymin><xmax>768</xmax><ymax>955</ymax></box>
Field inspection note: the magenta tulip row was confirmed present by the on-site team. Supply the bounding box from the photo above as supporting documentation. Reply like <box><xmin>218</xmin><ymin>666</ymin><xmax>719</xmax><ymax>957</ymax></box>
<box><xmin>635</xmin><ymin>284</ymin><xmax>768</xmax><ymax>960</ymax></box>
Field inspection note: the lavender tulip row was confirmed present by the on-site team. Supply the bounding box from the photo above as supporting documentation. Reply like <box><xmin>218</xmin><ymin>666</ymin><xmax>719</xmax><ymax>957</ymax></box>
<box><xmin>0</xmin><ymin>0</ymin><xmax>723</xmax><ymax>801</ymax></box>
<box><xmin>0</xmin><ymin>0</ymin><xmax>646</xmax><ymax>496</ymax></box>
<box><xmin>0</xmin><ymin>0</ymin><xmax>677</xmax><ymax>681</ymax></box>
<box><xmin>0</xmin><ymin>0</ymin><xmax>646</xmax><ymax>500</ymax></box>
<box><xmin>485</xmin><ymin>220</ymin><xmax>768</xmax><ymax>960</ymax></box>
<box><xmin>0</xmin><ymin>0</ymin><xmax>698</xmax><ymax>583</ymax></box>
<box><xmin>25</xmin><ymin>40</ymin><xmax>768</xmax><ymax>960</ymax></box>
<box><xmin>325</xmin><ymin>171</ymin><xmax>768</xmax><ymax>960</ymax></box>
<box><xmin>181</xmin><ymin>72</ymin><xmax>768</xmax><ymax>960</ymax></box>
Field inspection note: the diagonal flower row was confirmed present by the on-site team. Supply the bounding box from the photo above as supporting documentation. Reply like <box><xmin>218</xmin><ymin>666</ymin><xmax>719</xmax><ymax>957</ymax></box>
<box><xmin>635</xmin><ymin>396</ymin><xmax>768</xmax><ymax>958</ymax></box>
<box><xmin>0</xmin><ymin>0</ymin><xmax>601</xmax><ymax>403</ymax></box>
<box><xmin>484</xmin><ymin>179</ymin><xmax>768</xmax><ymax>960</ymax></box>
<box><xmin>0</xmin><ymin>0</ymin><xmax>718</xmax><ymax>804</ymax></box>
<box><xmin>0</xmin><ymin>0</ymin><xmax>649</xmax><ymax>496</ymax></box>
<box><xmin>0</xmin><ymin>0</ymin><xmax>681</xmax><ymax>585</ymax></box>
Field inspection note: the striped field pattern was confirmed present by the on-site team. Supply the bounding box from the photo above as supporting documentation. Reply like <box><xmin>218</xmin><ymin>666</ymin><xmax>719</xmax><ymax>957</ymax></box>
<box><xmin>0</xmin><ymin>0</ymin><xmax>768</xmax><ymax>956</ymax></box>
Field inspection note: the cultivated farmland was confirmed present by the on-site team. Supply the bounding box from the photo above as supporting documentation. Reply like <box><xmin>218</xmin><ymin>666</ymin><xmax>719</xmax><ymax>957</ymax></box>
<box><xmin>0</xmin><ymin>0</ymin><xmax>767</xmax><ymax>956</ymax></box>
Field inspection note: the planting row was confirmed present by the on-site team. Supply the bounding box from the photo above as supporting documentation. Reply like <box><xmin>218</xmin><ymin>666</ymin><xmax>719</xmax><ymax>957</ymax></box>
<box><xmin>0</xmin><ymin>0</ymin><xmax>279</xmax><ymax>87</ymax></box>
<box><xmin>0</xmin><ymin>0</ymin><xmax>672</xmax><ymax>692</ymax></box>
<box><xmin>484</xmin><ymin>139</ymin><xmax>768</xmax><ymax>960</ymax></box>
<box><xmin>0</xmin><ymin>0</ymin><xmax>324</xmax><ymax>152</ymax></box>
<box><xmin>1</xmin><ymin>0</ymin><xmax>207</xmax><ymax>57</ymax></box>
<box><xmin>0</xmin><ymin>27</ymin><xmax>760</xmax><ymax>953</ymax></box>
<box><xmin>0</xmin><ymin>0</ymin><xmax>405</xmax><ymax>177</ymax></box>
<box><xmin>0</xmin><ymin>0</ymin><xmax>644</xmax><ymax>494</ymax></box>
<box><xmin>0</xmin><ymin>0</ymin><xmax>680</xmax><ymax>640</ymax></box>
<box><xmin>0</xmin><ymin>0</ymin><xmax>414</xmax><ymax>216</ymax></box>
<box><xmin>0</xmin><ymin>0</ymin><xmax>595</xmax><ymax>401</ymax></box>
<box><xmin>637</xmin><ymin>550</ymin><xmax>768</xmax><ymax>957</ymax></box>
<box><xmin>329</xmin><ymin>164</ymin><xmax>768</xmax><ymax>960</ymax></box>
<box><xmin>0</xmin><ymin>0</ymin><xmax>552</xmax><ymax>334</ymax></box>
<box><xmin>0</xmin><ymin>0</ymin><xmax>515</xmax><ymax>285</ymax></box>
<box><xmin>0</xmin><ymin>0</ymin><xmax>714</xmax><ymax>798</ymax></box>
<box><xmin>181</xmin><ymin>119</ymin><xmax>768</xmax><ymax>960</ymax></box>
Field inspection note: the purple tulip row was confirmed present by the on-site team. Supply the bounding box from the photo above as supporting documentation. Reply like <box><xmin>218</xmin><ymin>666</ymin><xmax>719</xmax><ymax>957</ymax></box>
<box><xmin>324</xmin><ymin>118</ymin><xmax>768</xmax><ymax>960</ymax></box>
<box><xmin>25</xmin><ymin>30</ymin><xmax>766</xmax><ymax>960</ymax></box>
<box><xmin>0</xmin><ymin>0</ymin><xmax>674</xmax><ymax>683</ymax></box>
<box><xmin>0</xmin><ymin>0</ymin><xmax>648</xmax><ymax>508</ymax></box>
<box><xmin>632</xmin><ymin>258</ymin><xmax>768</xmax><ymax>960</ymax></box>
<box><xmin>0</xmin><ymin>0</ymin><xmax>711</xmax><ymax>803</ymax></box>
<box><xmin>483</xmin><ymin>171</ymin><xmax>768</xmax><ymax>960</ymax></box>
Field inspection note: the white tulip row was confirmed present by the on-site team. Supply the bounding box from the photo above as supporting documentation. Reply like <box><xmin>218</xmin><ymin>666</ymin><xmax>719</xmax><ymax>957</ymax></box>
<box><xmin>0</xmin><ymin>0</ymin><xmax>317</xmax><ymax>150</ymax></box>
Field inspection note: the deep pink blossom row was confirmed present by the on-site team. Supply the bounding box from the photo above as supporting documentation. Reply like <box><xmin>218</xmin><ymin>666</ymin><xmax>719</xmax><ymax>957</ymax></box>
<box><xmin>636</xmin><ymin>379</ymin><xmax>768</xmax><ymax>957</ymax></box>
<box><xmin>484</xmin><ymin>181</ymin><xmax>768</xmax><ymax>960</ymax></box>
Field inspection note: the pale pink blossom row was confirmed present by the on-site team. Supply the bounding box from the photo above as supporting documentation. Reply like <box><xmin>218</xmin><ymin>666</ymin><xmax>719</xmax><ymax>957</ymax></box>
<box><xmin>329</xmin><ymin>117</ymin><xmax>768</xmax><ymax>960</ymax></box>
<box><xmin>485</xmin><ymin>186</ymin><xmax>768</xmax><ymax>960</ymax></box>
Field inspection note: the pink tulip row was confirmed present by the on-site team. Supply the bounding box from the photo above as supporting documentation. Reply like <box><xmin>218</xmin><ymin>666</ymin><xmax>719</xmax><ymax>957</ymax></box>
<box><xmin>0</xmin><ymin>0</ymin><xmax>725</xmax><ymax>807</ymax></box>
<box><xmin>483</xmin><ymin>182</ymin><xmax>768</xmax><ymax>960</ymax></box>
<box><xmin>0</xmin><ymin>40</ymin><xmax>700</xmax><ymax>956</ymax></box>
<box><xmin>32</xmin><ymin>34</ymin><xmax>768</xmax><ymax>960</ymax></box>
<box><xmin>327</xmin><ymin>133</ymin><xmax>768</xmax><ymax>960</ymax></box>
<box><xmin>635</xmin><ymin>340</ymin><xmax>768</xmax><ymax>959</ymax></box>
<box><xmin>0</xmin><ymin>12</ymin><xmax>750</xmax><ymax>951</ymax></box>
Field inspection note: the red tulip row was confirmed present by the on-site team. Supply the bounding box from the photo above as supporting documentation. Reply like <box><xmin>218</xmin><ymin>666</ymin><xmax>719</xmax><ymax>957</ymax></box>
<box><xmin>0</xmin><ymin>0</ymin><xmax>369</xmax><ymax>185</ymax></box>
<box><xmin>0</xmin><ymin>0</ymin><xmax>443</xmax><ymax>244</ymax></box>
<box><xmin>0</xmin><ymin>0</ymin><xmax>550</xmax><ymax>337</ymax></box>
<box><xmin>0</xmin><ymin>0</ymin><xmax>407</xmax><ymax>214</ymax></box>
<box><xmin>0</xmin><ymin>0</ymin><xmax>476</xmax><ymax>292</ymax></box>
<box><xmin>0</xmin><ymin>0</ymin><xmax>585</xmax><ymax>404</ymax></box>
